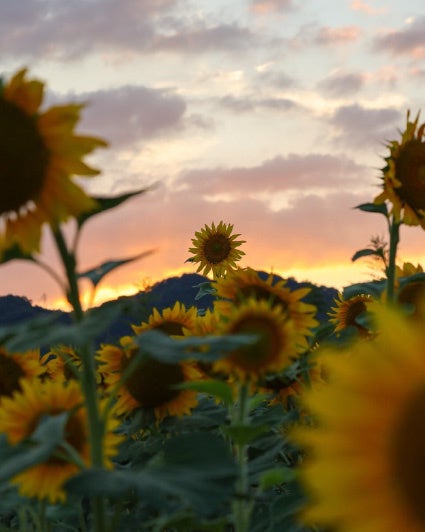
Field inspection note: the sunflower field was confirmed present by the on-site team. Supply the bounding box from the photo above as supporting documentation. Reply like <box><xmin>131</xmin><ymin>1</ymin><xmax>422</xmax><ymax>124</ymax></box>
<box><xmin>1</xmin><ymin>67</ymin><xmax>425</xmax><ymax>532</ymax></box>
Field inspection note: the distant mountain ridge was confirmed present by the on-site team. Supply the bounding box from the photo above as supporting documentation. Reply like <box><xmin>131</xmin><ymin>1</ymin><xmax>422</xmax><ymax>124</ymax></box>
<box><xmin>0</xmin><ymin>273</ymin><xmax>338</xmax><ymax>348</ymax></box>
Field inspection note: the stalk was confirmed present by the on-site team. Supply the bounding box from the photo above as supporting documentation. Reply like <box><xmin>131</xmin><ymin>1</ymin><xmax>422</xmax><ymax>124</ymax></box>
<box><xmin>385</xmin><ymin>216</ymin><xmax>400</xmax><ymax>304</ymax></box>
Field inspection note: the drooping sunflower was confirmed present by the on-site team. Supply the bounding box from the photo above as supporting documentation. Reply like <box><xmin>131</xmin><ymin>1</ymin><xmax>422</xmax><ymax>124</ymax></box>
<box><xmin>0</xmin><ymin>68</ymin><xmax>106</xmax><ymax>255</ymax></box>
<box><xmin>328</xmin><ymin>292</ymin><xmax>374</xmax><ymax>336</ymax></box>
<box><xmin>374</xmin><ymin>110</ymin><xmax>425</xmax><ymax>227</ymax></box>
<box><xmin>0</xmin><ymin>379</ymin><xmax>122</xmax><ymax>504</ymax></box>
<box><xmin>292</xmin><ymin>304</ymin><xmax>425</xmax><ymax>531</ymax></box>
<box><xmin>188</xmin><ymin>221</ymin><xmax>246</xmax><ymax>278</ymax></box>
<box><xmin>215</xmin><ymin>267</ymin><xmax>318</xmax><ymax>351</ymax></box>
<box><xmin>0</xmin><ymin>346</ymin><xmax>44</xmax><ymax>401</ymax></box>
<box><xmin>213</xmin><ymin>297</ymin><xmax>297</xmax><ymax>381</ymax></box>
<box><xmin>97</xmin><ymin>335</ymin><xmax>203</xmax><ymax>422</ymax></box>
<box><xmin>132</xmin><ymin>301</ymin><xmax>199</xmax><ymax>337</ymax></box>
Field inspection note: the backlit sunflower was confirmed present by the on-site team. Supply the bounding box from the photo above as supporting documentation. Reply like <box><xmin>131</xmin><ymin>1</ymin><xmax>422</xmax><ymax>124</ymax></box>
<box><xmin>0</xmin><ymin>379</ymin><xmax>122</xmax><ymax>504</ymax></box>
<box><xmin>0</xmin><ymin>68</ymin><xmax>106</xmax><ymax>255</ymax></box>
<box><xmin>395</xmin><ymin>261</ymin><xmax>424</xmax><ymax>277</ymax></box>
<box><xmin>215</xmin><ymin>268</ymin><xmax>318</xmax><ymax>351</ymax></box>
<box><xmin>328</xmin><ymin>292</ymin><xmax>374</xmax><ymax>337</ymax></box>
<box><xmin>132</xmin><ymin>301</ymin><xmax>199</xmax><ymax>337</ymax></box>
<box><xmin>188</xmin><ymin>221</ymin><xmax>245</xmax><ymax>278</ymax></box>
<box><xmin>374</xmin><ymin>110</ymin><xmax>425</xmax><ymax>227</ymax></box>
<box><xmin>97</xmin><ymin>335</ymin><xmax>203</xmax><ymax>422</ymax></box>
<box><xmin>292</xmin><ymin>305</ymin><xmax>425</xmax><ymax>532</ymax></box>
<box><xmin>0</xmin><ymin>347</ymin><xmax>44</xmax><ymax>401</ymax></box>
<box><xmin>213</xmin><ymin>297</ymin><xmax>297</xmax><ymax>381</ymax></box>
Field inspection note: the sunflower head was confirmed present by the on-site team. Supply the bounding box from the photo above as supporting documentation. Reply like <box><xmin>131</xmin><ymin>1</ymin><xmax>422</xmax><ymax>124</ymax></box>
<box><xmin>0</xmin><ymin>347</ymin><xmax>44</xmax><ymax>400</ymax></box>
<box><xmin>0</xmin><ymin>378</ymin><xmax>122</xmax><ymax>503</ymax></box>
<box><xmin>132</xmin><ymin>301</ymin><xmax>199</xmax><ymax>337</ymax></box>
<box><xmin>328</xmin><ymin>292</ymin><xmax>374</xmax><ymax>336</ymax></box>
<box><xmin>213</xmin><ymin>297</ymin><xmax>297</xmax><ymax>381</ymax></box>
<box><xmin>374</xmin><ymin>110</ymin><xmax>425</xmax><ymax>227</ymax></box>
<box><xmin>188</xmin><ymin>221</ymin><xmax>245</xmax><ymax>278</ymax></box>
<box><xmin>97</xmin><ymin>335</ymin><xmax>202</xmax><ymax>422</ymax></box>
<box><xmin>292</xmin><ymin>304</ymin><xmax>425</xmax><ymax>531</ymax></box>
<box><xmin>215</xmin><ymin>268</ymin><xmax>318</xmax><ymax>350</ymax></box>
<box><xmin>0</xmin><ymin>68</ymin><xmax>107</xmax><ymax>255</ymax></box>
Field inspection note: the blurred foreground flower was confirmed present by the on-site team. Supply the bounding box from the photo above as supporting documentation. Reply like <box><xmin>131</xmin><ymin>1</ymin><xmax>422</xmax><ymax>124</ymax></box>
<box><xmin>0</xmin><ymin>379</ymin><xmax>122</xmax><ymax>503</ymax></box>
<box><xmin>188</xmin><ymin>221</ymin><xmax>245</xmax><ymax>278</ymax></box>
<box><xmin>0</xmin><ymin>68</ymin><xmax>107</xmax><ymax>256</ymax></box>
<box><xmin>0</xmin><ymin>346</ymin><xmax>43</xmax><ymax>401</ymax></box>
<box><xmin>292</xmin><ymin>305</ymin><xmax>425</xmax><ymax>531</ymax></box>
<box><xmin>374</xmin><ymin>111</ymin><xmax>425</xmax><ymax>227</ymax></box>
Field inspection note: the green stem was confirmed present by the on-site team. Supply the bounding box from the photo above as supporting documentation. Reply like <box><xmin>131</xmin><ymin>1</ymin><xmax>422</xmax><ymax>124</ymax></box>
<box><xmin>385</xmin><ymin>217</ymin><xmax>400</xmax><ymax>304</ymax></box>
<box><xmin>233</xmin><ymin>382</ymin><xmax>251</xmax><ymax>532</ymax></box>
<box><xmin>51</xmin><ymin>225</ymin><xmax>106</xmax><ymax>532</ymax></box>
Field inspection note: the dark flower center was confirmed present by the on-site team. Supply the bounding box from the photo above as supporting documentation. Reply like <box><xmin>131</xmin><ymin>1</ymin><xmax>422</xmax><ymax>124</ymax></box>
<box><xmin>203</xmin><ymin>234</ymin><xmax>231</xmax><ymax>264</ymax></box>
<box><xmin>397</xmin><ymin>281</ymin><xmax>425</xmax><ymax>319</ymax></box>
<box><xmin>154</xmin><ymin>321</ymin><xmax>185</xmax><ymax>336</ymax></box>
<box><xmin>0</xmin><ymin>99</ymin><xmax>49</xmax><ymax>214</ymax></box>
<box><xmin>47</xmin><ymin>410</ymin><xmax>86</xmax><ymax>465</ymax></box>
<box><xmin>391</xmin><ymin>385</ymin><xmax>425</xmax><ymax>525</ymax></box>
<box><xmin>344</xmin><ymin>299</ymin><xmax>367</xmax><ymax>328</ymax></box>
<box><xmin>122</xmin><ymin>355</ymin><xmax>184</xmax><ymax>408</ymax></box>
<box><xmin>395</xmin><ymin>139</ymin><xmax>425</xmax><ymax>210</ymax></box>
<box><xmin>0</xmin><ymin>353</ymin><xmax>25</xmax><ymax>397</ymax></box>
<box><xmin>229</xmin><ymin>316</ymin><xmax>281</xmax><ymax>370</ymax></box>
<box><xmin>237</xmin><ymin>285</ymin><xmax>289</xmax><ymax>312</ymax></box>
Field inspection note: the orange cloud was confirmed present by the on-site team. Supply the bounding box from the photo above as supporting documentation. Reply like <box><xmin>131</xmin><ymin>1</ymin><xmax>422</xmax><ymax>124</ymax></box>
<box><xmin>350</xmin><ymin>1</ymin><xmax>386</xmax><ymax>15</ymax></box>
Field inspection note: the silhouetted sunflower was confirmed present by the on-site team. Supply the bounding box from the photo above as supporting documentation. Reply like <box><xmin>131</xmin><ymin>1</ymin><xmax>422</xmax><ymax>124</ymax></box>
<box><xmin>0</xmin><ymin>68</ymin><xmax>106</xmax><ymax>255</ymax></box>
<box><xmin>374</xmin><ymin>111</ymin><xmax>425</xmax><ymax>227</ymax></box>
<box><xmin>292</xmin><ymin>305</ymin><xmax>425</xmax><ymax>531</ymax></box>
<box><xmin>0</xmin><ymin>379</ymin><xmax>122</xmax><ymax>503</ymax></box>
<box><xmin>188</xmin><ymin>221</ymin><xmax>245</xmax><ymax>278</ymax></box>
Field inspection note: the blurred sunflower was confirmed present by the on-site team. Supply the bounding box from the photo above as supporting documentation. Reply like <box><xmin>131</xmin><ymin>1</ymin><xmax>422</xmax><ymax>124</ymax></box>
<box><xmin>213</xmin><ymin>298</ymin><xmax>296</xmax><ymax>381</ymax></box>
<box><xmin>0</xmin><ymin>379</ymin><xmax>122</xmax><ymax>503</ymax></box>
<box><xmin>292</xmin><ymin>305</ymin><xmax>425</xmax><ymax>531</ymax></box>
<box><xmin>396</xmin><ymin>279</ymin><xmax>425</xmax><ymax>320</ymax></box>
<box><xmin>188</xmin><ymin>221</ymin><xmax>245</xmax><ymax>278</ymax></box>
<box><xmin>395</xmin><ymin>261</ymin><xmax>424</xmax><ymax>277</ymax></box>
<box><xmin>0</xmin><ymin>68</ymin><xmax>106</xmax><ymax>255</ymax></box>
<box><xmin>132</xmin><ymin>301</ymin><xmax>198</xmax><ymax>337</ymax></box>
<box><xmin>215</xmin><ymin>267</ymin><xmax>318</xmax><ymax>351</ymax></box>
<box><xmin>41</xmin><ymin>345</ymin><xmax>106</xmax><ymax>385</ymax></box>
<box><xmin>328</xmin><ymin>293</ymin><xmax>373</xmax><ymax>336</ymax></box>
<box><xmin>374</xmin><ymin>111</ymin><xmax>425</xmax><ymax>227</ymax></box>
<box><xmin>0</xmin><ymin>347</ymin><xmax>44</xmax><ymax>400</ymax></box>
<box><xmin>97</xmin><ymin>335</ymin><xmax>202</xmax><ymax>422</ymax></box>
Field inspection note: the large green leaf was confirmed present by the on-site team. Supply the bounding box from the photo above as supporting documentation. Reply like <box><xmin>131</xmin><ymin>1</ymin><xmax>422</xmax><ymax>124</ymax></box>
<box><xmin>351</xmin><ymin>248</ymin><xmax>384</xmax><ymax>262</ymax></box>
<box><xmin>76</xmin><ymin>187</ymin><xmax>153</xmax><ymax>228</ymax></box>
<box><xmin>354</xmin><ymin>202</ymin><xmax>388</xmax><ymax>216</ymax></box>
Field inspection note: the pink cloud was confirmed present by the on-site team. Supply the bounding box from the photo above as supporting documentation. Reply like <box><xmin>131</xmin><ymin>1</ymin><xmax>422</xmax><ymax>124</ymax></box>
<box><xmin>373</xmin><ymin>17</ymin><xmax>425</xmax><ymax>58</ymax></box>
<box><xmin>315</xmin><ymin>26</ymin><xmax>361</xmax><ymax>45</ymax></box>
<box><xmin>250</xmin><ymin>0</ymin><xmax>295</xmax><ymax>14</ymax></box>
<box><xmin>350</xmin><ymin>1</ymin><xmax>387</xmax><ymax>16</ymax></box>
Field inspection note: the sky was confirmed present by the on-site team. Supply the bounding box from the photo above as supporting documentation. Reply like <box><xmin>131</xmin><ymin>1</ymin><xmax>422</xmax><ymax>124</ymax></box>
<box><xmin>2</xmin><ymin>0</ymin><xmax>425</xmax><ymax>310</ymax></box>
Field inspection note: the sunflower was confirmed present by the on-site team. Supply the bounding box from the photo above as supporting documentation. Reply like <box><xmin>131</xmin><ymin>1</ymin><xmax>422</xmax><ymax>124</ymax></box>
<box><xmin>328</xmin><ymin>292</ymin><xmax>374</xmax><ymax>336</ymax></box>
<box><xmin>292</xmin><ymin>305</ymin><xmax>425</xmax><ymax>531</ymax></box>
<box><xmin>215</xmin><ymin>267</ymin><xmax>318</xmax><ymax>351</ymax></box>
<box><xmin>0</xmin><ymin>68</ymin><xmax>106</xmax><ymax>255</ymax></box>
<box><xmin>396</xmin><ymin>279</ymin><xmax>425</xmax><ymax>320</ymax></box>
<box><xmin>0</xmin><ymin>379</ymin><xmax>122</xmax><ymax>503</ymax></box>
<box><xmin>188</xmin><ymin>221</ymin><xmax>245</xmax><ymax>278</ymax></box>
<box><xmin>0</xmin><ymin>347</ymin><xmax>44</xmax><ymax>400</ymax></box>
<box><xmin>213</xmin><ymin>297</ymin><xmax>297</xmax><ymax>381</ymax></box>
<box><xmin>374</xmin><ymin>111</ymin><xmax>425</xmax><ymax>227</ymax></box>
<box><xmin>395</xmin><ymin>261</ymin><xmax>424</xmax><ymax>278</ymax></box>
<box><xmin>97</xmin><ymin>335</ymin><xmax>203</xmax><ymax>422</ymax></box>
<box><xmin>132</xmin><ymin>301</ymin><xmax>199</xmax><ymax>337</ymax></box>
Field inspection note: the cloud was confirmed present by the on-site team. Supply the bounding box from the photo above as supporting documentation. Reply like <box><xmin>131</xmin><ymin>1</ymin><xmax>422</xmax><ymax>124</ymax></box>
<box><xmin>250</xmin><ymin>0</ymin><xmax>295</xmax><ymax>14</ymax></box>
<box><xmin>150</xmin><ymin>22</ymin><xmax>257</xmax><ymax>52</ymax></box>
<box><xmin>373</xmin><ymin>16</ymin><xmax>425</xmax><ymax>58</ymax></box>
<box><xmin>317</xmin><ymin>72</ymin><xmax>365</xmax><ymax>97</ymax></box>
<box><xmin>217</xmin><ymin>94</ymin><xmax>300</xmax><ymax>113</ymax></box>
<box><xmin>176</xmin><ymin>153</ymin><xmax>369</xmax><ymax>196</ymax></box>
<box><xmin>314</xmin><ymin>26</ymin><xmax>361</xmax><ymax>45</ymax></box>
<box><xmin>328</xmin><ymin>104</ymin><xmax>402</xmax><ymax>148</ymax></box>
<box><xmin>350</xmin><ymin>1</ymin><xmax>387</xmax><ymax>15</ymax></box>
<box><xmin>71</xmin><ymin>85</ymin><xmax>187</xmax><ymax>147</ymax></box>
<box><xmin>0</xmin><ymin>0</ymin><xmax>175</xmax><ymax>60</ymax></box>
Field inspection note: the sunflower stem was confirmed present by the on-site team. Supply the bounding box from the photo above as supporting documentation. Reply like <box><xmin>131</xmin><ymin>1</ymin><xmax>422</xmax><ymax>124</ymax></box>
<box><xmin>51</xmin><ymin>225</ymin><xmax>107</xmax><ymax>532</ymax></box>
<box><xmin>232</xmin><ymin>382</ymin><xmax>252</xmax><ymax>532</ymax></box>
<box><xmin>385</xmin><ymin>217</ymin><xmax>400</xmax><ymax>304</ymax></box>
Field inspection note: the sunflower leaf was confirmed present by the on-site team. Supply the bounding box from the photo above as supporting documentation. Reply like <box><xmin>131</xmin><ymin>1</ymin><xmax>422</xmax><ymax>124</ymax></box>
<box><xmin>0</xmin><ymin>243</ymin><xmax>35</xmax><ymax>265</ymax></box>
<box><xmin>351</xmin><ymin>248</ymin><xmax>384</xmax><ymax>262</ymax></box>
<box><xmin>77</xmin><ymin>249</ymin><xmax>156</xmax><ymax>288</ymax></box>
<box><xmin>76</xmin><ymin>186</ymin><xmax>154</xmax><ymax>228</ymax></box>
<box><xmin>354</xmin><ymin>202</ymin><xmax>388</xmax><ymax>216</ymax></box>
<box><xmin>259</xmin><ymin>467</ymin><xmax>297</xmax><ymax>490</ymax></box>
<box><xmin>221</xmin><ymin>424</ymin><xmax>268</xmax><ymax>446</ymax></box>
<box><xmin>174</xmin><ymin>380</ymin><xmax>234</xmax><ymax>406</ymax></box>
<box><xmin>342</xmin><ymin>280</ymin><xmax>386</xmax><ymax>300</ymax></box>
